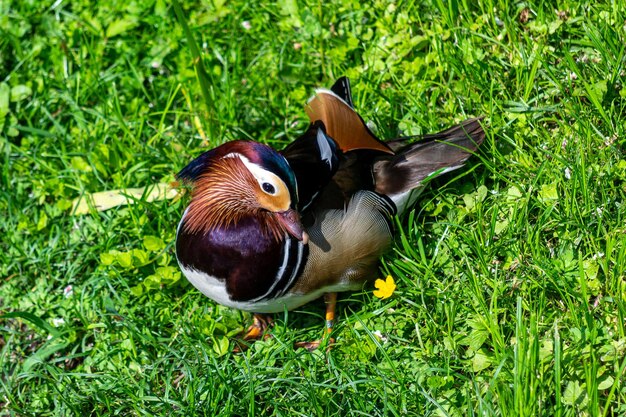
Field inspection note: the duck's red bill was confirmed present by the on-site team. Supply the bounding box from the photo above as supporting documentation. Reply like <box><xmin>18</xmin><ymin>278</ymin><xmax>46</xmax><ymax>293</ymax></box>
<box><xmin>275</xmin><ymin>209</ymin><xmax>308</xmax><ymax>243</ymax></box>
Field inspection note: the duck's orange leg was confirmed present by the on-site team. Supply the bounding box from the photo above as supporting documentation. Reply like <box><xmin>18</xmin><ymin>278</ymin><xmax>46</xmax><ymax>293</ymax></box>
<box><xmin>233</xmin><ymin>313</ymin><xmax>273</xmax><ymax>352</ymax></box>
<box><xmin>243</xmin><ymin>314</ymin><xmax>273</xmax><ymax>341</ymax></box>
<box><xmin>295</xmin><ymin>292</ymin><xmax>337</xmax><ymax>350</ymax></box>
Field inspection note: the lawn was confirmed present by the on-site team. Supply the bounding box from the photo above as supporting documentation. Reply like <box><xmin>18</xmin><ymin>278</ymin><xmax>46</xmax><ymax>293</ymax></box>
<box><xmin>1</xmin><ymin>0</ymin><xmax>625</xmax><ymax>415</ymax></box>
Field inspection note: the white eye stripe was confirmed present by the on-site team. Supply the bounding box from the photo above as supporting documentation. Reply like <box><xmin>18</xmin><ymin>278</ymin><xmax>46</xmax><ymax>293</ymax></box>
<box><xmin>223</xmin><ymin>152</ymin><xmax>285</xmax><ymax>195</ymax></box>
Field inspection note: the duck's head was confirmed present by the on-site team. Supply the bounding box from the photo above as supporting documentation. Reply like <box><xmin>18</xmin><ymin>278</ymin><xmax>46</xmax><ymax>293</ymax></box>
<box><xmin>177</xmin><ymin>140</ymin><xmax>306</xmax><ymax>242</ymax></box>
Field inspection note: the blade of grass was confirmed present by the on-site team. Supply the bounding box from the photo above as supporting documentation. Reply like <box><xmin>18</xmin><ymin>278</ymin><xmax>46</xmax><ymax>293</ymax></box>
<box><xmin>172</xmin><ymin>0</ymin><xmax>216</xmax><ymax>140</ymax></box>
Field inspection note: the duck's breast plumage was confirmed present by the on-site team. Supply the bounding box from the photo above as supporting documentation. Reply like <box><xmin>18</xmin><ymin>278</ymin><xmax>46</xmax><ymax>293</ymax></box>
<box><xmin>176</xmin><ymin>214</ymin><xmax>308</xmax><ymax>306</ymax></box>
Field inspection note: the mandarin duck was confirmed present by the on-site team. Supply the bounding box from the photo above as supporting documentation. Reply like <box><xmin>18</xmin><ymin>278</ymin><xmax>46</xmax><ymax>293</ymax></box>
<box><xmin>176</xmin><ymin>77</ymin><xmax>485</xmax><ymax>349</ymax></box>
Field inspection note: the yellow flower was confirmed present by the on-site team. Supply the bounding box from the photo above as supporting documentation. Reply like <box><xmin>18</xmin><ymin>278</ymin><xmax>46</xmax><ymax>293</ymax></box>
<box><xmin>373</xmin><ymin>275</ymin><xmax>396</xmax><ymax>299</ymax></box>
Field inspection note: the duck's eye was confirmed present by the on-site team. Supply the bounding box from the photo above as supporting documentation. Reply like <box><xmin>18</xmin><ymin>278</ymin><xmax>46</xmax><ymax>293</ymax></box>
<box><xmin>262</xmin><ymin>182</ymin><xmax>276</xmax><ymax>194</ymax></box>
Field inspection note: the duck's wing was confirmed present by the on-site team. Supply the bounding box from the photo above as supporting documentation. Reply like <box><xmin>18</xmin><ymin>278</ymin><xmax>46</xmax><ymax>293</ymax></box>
<box><xmin>373</xmin><ymin>117</ymin><xmax>486</xmax><ymax>213</ymax></box>
<box><xmin>283</xmin><ymin>77</ymin><xmax>397</xmax><ymax>212</ymax></box>
<box><xmin>306</xmin><ymin>79</ymin><xmax>394</xmax><ymax>155</ymax></box>
<box><xmin>280</xmin><ymin>121</ymin><xmax>341</xmax><ymax>211</ymax></box>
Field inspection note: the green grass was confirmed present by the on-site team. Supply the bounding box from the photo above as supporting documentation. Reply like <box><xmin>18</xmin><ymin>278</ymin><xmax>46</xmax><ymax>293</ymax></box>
<box><xmin>1</xmin><ymin>0</ymin><xmax>625</xmax><ymax>415</ymax></box>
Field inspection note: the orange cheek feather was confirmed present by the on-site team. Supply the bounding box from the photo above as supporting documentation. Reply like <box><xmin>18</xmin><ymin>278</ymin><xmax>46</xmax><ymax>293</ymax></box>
<box><xmin>255</xmin><ymin>184</ymin><xmax>291</xmax><ymax>212</ymax></box>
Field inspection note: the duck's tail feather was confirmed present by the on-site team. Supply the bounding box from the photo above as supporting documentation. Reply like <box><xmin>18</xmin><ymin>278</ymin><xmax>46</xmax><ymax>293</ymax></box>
<box><xmin>373</xmin><ymin>117</ymin><xmax>486</xmax><ymax>213</ymax></box>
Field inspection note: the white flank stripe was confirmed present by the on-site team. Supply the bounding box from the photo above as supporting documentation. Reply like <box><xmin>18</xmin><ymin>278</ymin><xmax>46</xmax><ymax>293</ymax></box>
<box><xmin>277</xmin><ymin>239</ymin><xmax>304</xmax><ymax>297</ymax></box>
